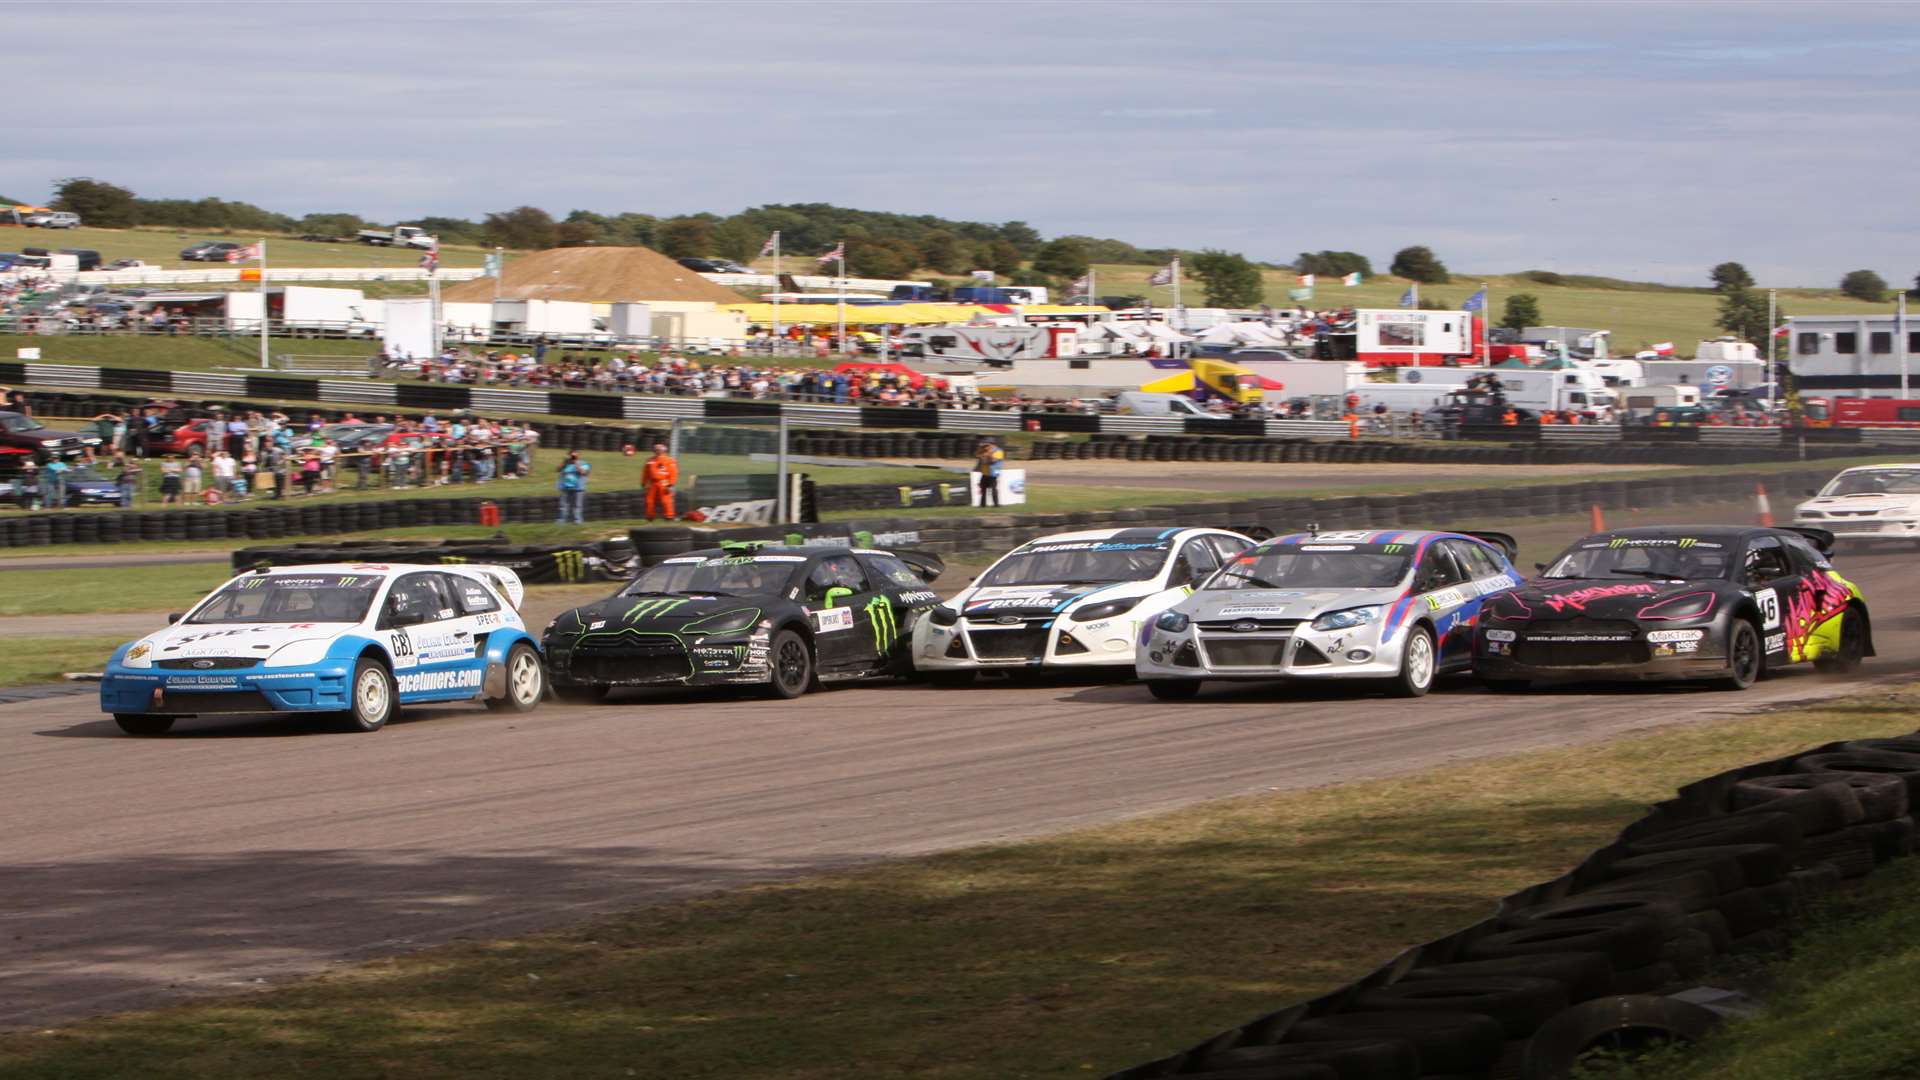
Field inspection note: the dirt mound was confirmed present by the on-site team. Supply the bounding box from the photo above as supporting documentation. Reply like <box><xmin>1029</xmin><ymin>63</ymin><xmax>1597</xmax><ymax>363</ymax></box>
<box><xmin>442</xmin><ymin>247</ymin><xmax>746</xmax><ymax>304</ymax></box>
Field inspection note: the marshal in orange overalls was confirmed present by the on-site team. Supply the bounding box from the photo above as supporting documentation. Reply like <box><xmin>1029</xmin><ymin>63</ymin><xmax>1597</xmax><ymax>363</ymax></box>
<box><xmin>643</xmin><ymin>450</ymin><xmax>680</xmax><ymax>520</ymax></box>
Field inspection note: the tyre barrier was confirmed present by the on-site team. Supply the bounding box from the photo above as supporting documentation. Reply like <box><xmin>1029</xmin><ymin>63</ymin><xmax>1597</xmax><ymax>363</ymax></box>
<box><xmin>1102</xmin><ymin>730</ymin><xmax>1920</xmax><ymax>1080</ymax></box>
<box><xmin>229</xmin><ymin>537</ymin><xmax>637</xmax><ymax>583</ymax></box>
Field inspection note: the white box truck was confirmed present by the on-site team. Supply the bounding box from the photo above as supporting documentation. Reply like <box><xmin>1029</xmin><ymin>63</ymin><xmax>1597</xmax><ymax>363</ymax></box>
<box><xmin>1394</xmin><ymin>366</ymin><xmax>1616</xmax><ymax>414</ymax></box>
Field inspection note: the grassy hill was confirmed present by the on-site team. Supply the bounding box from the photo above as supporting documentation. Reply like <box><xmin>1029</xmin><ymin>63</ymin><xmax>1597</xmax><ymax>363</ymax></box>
<box><xmin>0</xmin><ymin>225</ymin><xmax>495</xmax><ymax>270</ymax></box>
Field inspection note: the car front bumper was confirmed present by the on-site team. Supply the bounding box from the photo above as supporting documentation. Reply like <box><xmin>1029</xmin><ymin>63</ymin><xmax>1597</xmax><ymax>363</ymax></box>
<box><xmin>1134</xmin><ymin>621</ymin><xmax>1408</xmax><ymax>682</ymax></box>
<box><xmin>1795</xmin><ymin>517</ymin><xmax>1920</xmax><ymax>542</ymax></box>
<box><xmin>1473</xmin><ymin>632</ymin><xmax>1732</xmax><ymax>682</ymax></box>
<box><xmin>913</xmin><ymin>616</ymin><xmax>1141</xmax><ymax>670</ymax></box>
<box><xmin>100</xmin><ymin>662</ymin><xmax>355</xmax><ymax>714</ymax></box>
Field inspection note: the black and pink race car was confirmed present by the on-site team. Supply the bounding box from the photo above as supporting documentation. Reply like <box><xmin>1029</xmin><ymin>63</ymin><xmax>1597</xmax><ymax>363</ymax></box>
<box><xmin>1473</xmin><ymin>526</ymin><xmax>1870</xmax><ymax>691</ymax></box>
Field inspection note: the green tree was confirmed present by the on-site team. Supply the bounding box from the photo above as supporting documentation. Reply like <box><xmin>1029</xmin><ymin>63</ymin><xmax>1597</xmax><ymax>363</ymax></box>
<box><xmin>51</xmin><ymin>177</ymin><xmax>137</xmax><ymax>227</ymax></box>
<box><xmin>413</xmin><ymin>216</ymin><xmax>484</xmax><ymax>246</ymax></box>
<box><xmin>997</xmin><ymin>220</ymin><xmax>1043</xmax><ymax>256</ymax></box>
<box><xmin>1390</xmin><ymin>245</ymin><xmax>1450</xmax><ymax>284</ymax></box>
<box><xmin>481</xmin><ymin>206</ymin><xmax>558</xmax><ymax>250</ymax></box>
<box><xmin>1030</xmin><ymin>237</ymin><xmax>1089</xmax><ymax>280</ymax></box>
<box><xmin>1188</xmin><ymin>249</ymin><xmax>1264</xmax><ymax>307</ymax></box>
<box><xmin>1716</xmin><ymin>286</ymin><xmax>1776</xmax><ymax>343</ymax></box>
<box><xmin>1498</xmin><ymin>293</ymin><xmax>1542</xmax><ymax>331</ymax></box>
<box><xmin>709</xmin><ymin>218</ymin><xmax>762</xmax><ymax>262</ymax></box>
<box><xmin>1907</xmin><ymin>272</ymin><xmax>1920</xmax><ymax>301</ymax></box>
<box><xmin>917</xmin><ymin>229</ymin><xmax>967</xmax><ymax>274</ymax></box>
<box><xmin>296</xmin><ymin>213</ymin><xmax>364</xmax><ymax>239</ymax></box>
<box><xmin>555</xmin><ymin>210</ymin><xmax>608</xmax><ymax>247</ymax></box>
<box><xmin>986</xmin><ymin>240</ymin><xmax>1024</xmax><ymax>277</ymax></box>
<box><xmin>1710</xmin><ymin>261</ymin><xmax>1755</xmax><ymax>292</ymax></box>
<box><xmin>656</xmin><ymin>218</ymin><xmax>713</xmax><ymax>259</ymax></box>
<box><xmin>1295</xmin><ymin>250</ymin><xmax>1373</xmax><ymax>277</ymax></box>
<box><xmin>846</xmin><ymin>236</ymin><xmax>919</xmax><ymax>279</ymax></box>
<box><xmin>1840</xmin><ymin>269</ymin><xmax>1889</xmax><ymax>302</ymax></box>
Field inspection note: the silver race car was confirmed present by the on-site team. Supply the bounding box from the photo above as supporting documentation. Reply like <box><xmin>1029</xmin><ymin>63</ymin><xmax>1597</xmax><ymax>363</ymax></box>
<box><xmin>1136</xmin><ymin>528</ymin><xmax>1521</xmax><ymax>699</ymax></box>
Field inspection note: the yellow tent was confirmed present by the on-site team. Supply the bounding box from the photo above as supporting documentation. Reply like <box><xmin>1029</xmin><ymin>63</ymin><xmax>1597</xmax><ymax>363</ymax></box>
<box><xmin>720</xmin><ymin>302</ymin><xmax>1109</xmax><ymax>326</ymax></box>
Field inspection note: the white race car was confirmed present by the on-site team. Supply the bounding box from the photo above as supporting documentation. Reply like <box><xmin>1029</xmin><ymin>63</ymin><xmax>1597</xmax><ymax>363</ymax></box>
<box><xmin>911</xmin><ymin>526</ymin><xmax>1256</xmax><ymax>683</ymax></box>
<box><xmin>99</xmin><ymin>563</ymin><xmax>545</xmax><ymax>735</ymax></box>
<box><xmin>1793</xmin><ymin>463</ymin><xmax>1920</xmax><ymax>546</ymax></box>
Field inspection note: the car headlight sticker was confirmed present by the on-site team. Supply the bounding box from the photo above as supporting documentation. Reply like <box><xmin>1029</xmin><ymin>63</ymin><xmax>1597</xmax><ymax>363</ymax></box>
<box><xmin>1311</xmin><ymin>605</ymin><xmax>1382</xmax><ymax>632</ymax></box>
<box><xmin>1072</xmin><ymin>596</ymin><xmax>1140</xmax><ymax>622</ymax></box>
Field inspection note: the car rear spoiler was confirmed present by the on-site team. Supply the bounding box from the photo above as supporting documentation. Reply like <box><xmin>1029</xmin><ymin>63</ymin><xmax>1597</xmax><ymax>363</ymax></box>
<box><xmin>892</xmin><ymin>549</ymin><xmax>946</xmax><ymax>584</ymax></box>
<box><xmin>1782</xmin><ymin>526</ymin><xmax>1836</xmax><ymax>555</ymax></box>
<box><xmin>1459</xmin><ymin>531</ymin><xmax>1519</xmax><ymax>560</ymax></box>
<box><xmin>1232</xmin><ymin>524</ymin><xmax>1277</xmax><ymax>542</ymax></box>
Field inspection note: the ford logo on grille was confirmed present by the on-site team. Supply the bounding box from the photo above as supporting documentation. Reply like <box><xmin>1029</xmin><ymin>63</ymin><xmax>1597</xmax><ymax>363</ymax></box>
<box><xmin>1230</xmin><ymin>621</ymin><xmax>1260</xmax><ymax>633</ymax></box>
<box><xmin>191</xmin><ymin>659</ymin><xmax>216</xmax><ymax>669</ymax></box>
<box><xmin>995</xmin><ymin>615</ymin><xmax>1024</xmax><ymax>625</ymax></box>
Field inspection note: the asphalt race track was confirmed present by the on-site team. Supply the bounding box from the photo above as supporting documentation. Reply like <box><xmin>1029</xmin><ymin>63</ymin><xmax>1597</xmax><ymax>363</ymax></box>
<box><xmin>4</xmin><ymin>546</ymin><xmax>1919</xmax><ymax>1029</ymax></box>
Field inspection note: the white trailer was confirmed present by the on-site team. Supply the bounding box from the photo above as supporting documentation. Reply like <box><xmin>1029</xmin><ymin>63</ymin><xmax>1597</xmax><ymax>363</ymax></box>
<box><xmin>276</xmin><ymin>285</ymin><xmax>380</xmax><ymax>336</ymax></box>
<box><xmin>1391</xmin><ymin>366</ymin><xmax>1617</xmax><ymax>414</ymax></box>
<box><xmin>1349</xmin><ymin>383</ymin><xmax>1461</xmax><ymax>414</ymax></box>
<box><xmin>1229</xmin><ymin>359</ymin><xmax>1365</xmax><ymax>399</ymax></box>
<box><xmin>898</xmin><ymin>324</ymin><xmax>1079</xmax><ymax>365</ymax></box>
<box><xmin>441</xmin><ymin>302</ymin><xmax>494</xmax><ymax>343</ymax></box>
<box><xmin>491</xmin><ymin>299</ymin><xmax>601</xmax><ymax>340</ymax></box>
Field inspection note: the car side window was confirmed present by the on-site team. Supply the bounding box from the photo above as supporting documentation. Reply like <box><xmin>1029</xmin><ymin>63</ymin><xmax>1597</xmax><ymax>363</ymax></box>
<box><xmin>1743</xmin><ymin>537</ymin><xmax>1793</xmax><ymax>584</ymax></box>
<box><xmin>1419</xmin><ymin>545</ymin><xmax>1469</xmax><ymax>590</ymax></box>
<box><xmin>860</xmin><ymin>553</ymin><xmax>926</xmax><ymax>589</ymax></box>
<box><xmin>1452</xmin><ymin>540</ymin><xmax>1505</xmax><ymax>580</ymax></box>
<box><xmin>445</xmin><ymin>573</ymin><xmax>500</xmax><ymax>615</ymax></box>
<box><xmin>806</xmin><ymin>556</ymin><xmax>871</xmax><ymax>603</ymax></box>
<box><xmin>1208</xmin><ymin>535</ymin><xmax>1254</xmax><ymax>563</ymax></box>
<box><xmin>1781</xmin><ymin>535</ymin><xmax>1832</xmax><ymax>571</ymax></box>
<box><xmin>1171</xmin><ymin>539</ymin><xmax>1219</xmax><ymax>586</ymax></box>
<box><xmin>381</xmin><ymin>572</ymin><xmax>455</xmax><ymax>628</ymax></box>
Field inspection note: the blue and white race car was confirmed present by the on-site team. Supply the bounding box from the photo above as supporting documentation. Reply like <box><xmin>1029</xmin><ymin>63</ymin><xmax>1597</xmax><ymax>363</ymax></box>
<box><xmin>100</xmin><ymin>563</ymin><xmax>545</xmax><ymax>735</ymax></box>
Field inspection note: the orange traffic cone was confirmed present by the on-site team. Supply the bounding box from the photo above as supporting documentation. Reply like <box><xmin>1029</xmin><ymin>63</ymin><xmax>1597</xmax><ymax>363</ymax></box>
<box><xmin>1756</xmin><ymin>482</ymin><xmax>1775</xmax><ymax>527</ymax></box>
<box><xmin>1590</xmin><ymin>504</ymin><xmax>1606</xmax><ymax>533</ymax></box>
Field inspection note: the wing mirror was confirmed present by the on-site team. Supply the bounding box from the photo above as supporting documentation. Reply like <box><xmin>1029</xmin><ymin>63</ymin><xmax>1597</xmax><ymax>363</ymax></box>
<box><xmin>166</xmin><ymin>612</ymin><xmax>183</xmax><ymax>624</ymax></box>
<box><xmin>1534</xmin><ymin>562</ymin><xmax>1547</xmax><ymax>572</ymax></box>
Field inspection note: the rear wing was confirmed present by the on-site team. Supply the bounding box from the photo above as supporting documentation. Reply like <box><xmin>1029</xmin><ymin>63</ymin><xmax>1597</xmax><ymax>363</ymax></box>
<box><xmin>1781</xmin><ymin>526</ymin><xmax>1836</xmax><ymax>556</ymax></box>
<box><xmin>1458</xmin><ymin>531</ymin><xmax>1519</xmax><ymax>561</ymax></box>
<box><xmin>458</xmin><ymin>565</ymin><xmax>525</xmax><ymax>610</ymax></box>
<box><xmin>889</xmin><ymin>549</ymin><xmax>946</xmax><ymax>585</ymax></box>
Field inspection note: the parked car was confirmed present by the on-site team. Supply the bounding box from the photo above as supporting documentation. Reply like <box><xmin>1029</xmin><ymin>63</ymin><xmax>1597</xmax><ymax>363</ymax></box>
<box><xmin>0</xmin><ymin>411</ymin><xmax>104</xmax><ymax>456</ymax></box>
<box><xmin>103</xmin><ymin>258</ymin><xmax>152</xmax><ymax>271</ymax></box>
<box><xmin>180</xmin><ymin>242</ymin><xmax>243</xmax><ymax>262</ymax></box>
<box><xmin>143</xmin><ymin>417</ymin><xmax>227</xmax><ymax>457</ymax></box>
<box><xmin>0</xmin><ymin>464</ymin><xmax>123</xmax><ymax>507</ymax></box>
<box><xmin>25</xmin><ymin>211</ymin><xmax>80</xmax><ymax>229</ymax></box>
<box><xmin>57</xmin><ymin>248</ymin><xmax>101</xmax><ymax>271</ymax></box>
<box><xmin>676</xmin><ymin>257</ymin><xmax>753</xmax><ymax>274</ymax></box>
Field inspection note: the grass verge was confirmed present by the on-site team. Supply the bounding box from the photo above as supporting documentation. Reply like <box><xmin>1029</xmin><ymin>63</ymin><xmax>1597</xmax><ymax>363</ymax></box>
<box><xmin>0</xmin><ymin>635</ymin><xmax>129</xmax><ymax>687</ymax></box>
<box><xmin>0</xmin><ymin>564</ymin><xmax>236</xmax><ymax>618</ymax></box>
<box><xmin>1</xmin><ymin>682</ymin><xmax>1915</xmax><ymax>1079</ymax></box>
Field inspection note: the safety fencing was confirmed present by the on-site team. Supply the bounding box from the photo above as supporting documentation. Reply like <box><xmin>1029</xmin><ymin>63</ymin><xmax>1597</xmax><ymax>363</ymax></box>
<box><xmin>0</xmin><ymin>267</ymin><xmax>488</xmax><ymax>287</ymax></box>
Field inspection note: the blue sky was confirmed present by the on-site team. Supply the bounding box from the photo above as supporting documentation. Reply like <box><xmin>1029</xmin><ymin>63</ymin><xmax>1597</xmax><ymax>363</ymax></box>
<box><xmin>10</xmin><ymin>1</ymin><xmax>1916</xmax><ymax>285</ymax></box>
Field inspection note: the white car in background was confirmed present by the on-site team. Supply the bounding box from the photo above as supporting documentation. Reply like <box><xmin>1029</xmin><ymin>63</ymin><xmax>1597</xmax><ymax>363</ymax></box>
<box><xmin>1793</xmin><ymin>463</ymin><xmax>1920</xmax><ymax>546</ymax></box>
<box><xmin>911</xmin><ymin>526</ymin><xmax>1256</xmax><ymax>683</ymax></box>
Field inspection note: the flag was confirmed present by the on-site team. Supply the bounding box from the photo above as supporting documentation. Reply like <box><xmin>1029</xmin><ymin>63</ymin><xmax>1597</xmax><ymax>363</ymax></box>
<box><xmin>1399</xmin><ymin>285</ymin><xmax>1417</xmax><ymax>308</ymax></box>
<box><xmin>227</xmin><ymin>243</ymin><xmax>261</xmax><ymax>263</ymax></box>
<box><xmin>970</xmin><ymin>269</ymin><xmax>996</xmax><ymax>282</ymax></box>
<box><xmin>1147</xmin><ymin>260</ymin><xmax>1178</xmax><ymax>286</ymax></box>
<box><xmin>1771</xmin><ymin>324</ymin><xmax>1791</xmax><ymax>337</ymax></box>
<box><xmin>483</xmin><ymin>251</ymin><xmax>503</xmax><ymax>279</ymax></box>
<box><xmin>759</xmin><ymin>231</ymin><xmax>779</xmax><ymax>257</ymax></box>
<box><xmin>1288</xmin><ymin>287</ymin><xmax>1314</xmax><ymax>302</ymax></box>
<box><xmin>1069</xmin><ymin>273</ymin><xmax>1090</xmax><ymax>294</ymax></box>
<box><xmin>1462</xmin><ymin>286</ymin><xmax>1487</xmax><ymax>312</ymax></box>
<box><xmin>419</xmin><ymin>242</ymin><xmax>439</xmax><ymax>273</ymax></box>
<box><xmin>1296</xmin><ymin>273</ymin><xmax>1315</xmax><ymax>288</ymax></box>
<box><xmin>816</xmin><ymin>242</ymin><xmax>844</xmax><ymax>265</ymax></box>
<box><xmin>1651</xmin><ymin>341</ymin><xmax>1675</xmax><ymax>355</ymax></box>
<box><xmin>1342</xmin><ymin>272</ymin><xmax>1362</xmax><ymax>286</ymax></box>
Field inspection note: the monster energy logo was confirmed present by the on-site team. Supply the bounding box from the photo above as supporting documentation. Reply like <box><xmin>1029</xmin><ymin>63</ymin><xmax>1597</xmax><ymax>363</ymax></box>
<box><xmin>554</xmin><ymin>549</ymin><xmax>586</xmax><ymax>581</ymax></box>
<box><xmin>1382</xmin><ymin>544</ymin><xmax>1406</xmax><ymax>554</ymax></box>
<box><xmin>239</xmin><ymin>577</ymin><xmax>266</xmax><ymax>589</ymax></box>
<box><xmin>624</xmin><ymin>597</ymin><xmax>687</xmax><ymax>622</ymax></box>
<box><xmin>439</xmin><ymin>555</ymin><xmax>467</xmax><ymax>564</ymax></box>
<box><xmin>865</xmin><ymin>595</ymin><xmax>899</xmax><ymax>652</ymax></box>
<box><xmin>336</xmin><ymin>576</ymin><xmax>359</xmax><ymax>587</ymax></box>
<box><xmin>1678</xmin><ymin>538</ymin><xmax>1698</xmax><ymax>548</ymax></box>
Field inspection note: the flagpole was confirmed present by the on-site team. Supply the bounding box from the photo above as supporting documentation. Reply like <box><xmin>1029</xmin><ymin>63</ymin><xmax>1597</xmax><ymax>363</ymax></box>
<box><xmin>429</xmin><ymin>261</ymin><xmax>442</xmax><ymax>358</ymax></box>
<box><xmin>1171</xmin><ymin>257</ymin><xmax>1182</xmax><ymax>330</ymax></box>
<box><xmin>1481</xmin><ymin>281</ymin><xmax>1490</xmax><ymax>365</ymax></box>
<box><xmin>257</xmin><ymin>238</ymin><xmax>269</xmax><ymax>369</ymax></box>
<box><xmin>492</xmin><ymin>246</ymin><xmax>503</xmax><ymax>302</ymax></box>
<box><xmin>836</xmin><ymin>240</ymin><xmax>846</xmax><ymax>357</ymax></box>
<box><xmin>1899</xmin><ymin>291</ymin><xmax>1910</xmax><ymax>399</ymax></box>
<box><xmin>1767</xmin><ymin>289</ymin><xmax>1778</xmax><ymax>410</ymax></box>
<box><xmin>771</xmin><ymin>231</ymin><xmax>782</xmax><ymax>346</ymax></box>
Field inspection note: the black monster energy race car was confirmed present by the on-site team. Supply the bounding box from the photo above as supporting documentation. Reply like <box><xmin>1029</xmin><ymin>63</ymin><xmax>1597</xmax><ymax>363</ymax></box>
<box><xmin>542</xmin><ymin>544</ymin><xmax>944</xmax><ymax>700</ymax></box>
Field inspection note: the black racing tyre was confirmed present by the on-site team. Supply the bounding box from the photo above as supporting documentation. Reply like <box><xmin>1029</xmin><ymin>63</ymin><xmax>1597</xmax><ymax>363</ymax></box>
<box><xmin>1350</xmin><ymin>976</ymin><xmax>1568</xmax><ymax>1038</ymax></box>
<box><xmin>1717</xmin><ymin>620</ymin><xmax>1762</xmax><ymax>690</ymax></box>
<box><xmin>1404</xmin><ymin>951</ymin><xmax>1615</xmax><ymax>1005</ymax></box>
<box><xmin>1609</xmin><ymin>960</ymin><xmax>1683</xmax><ymax>995</ymax></box>
<box><xmin>114</xmin><ymin>714</ymin><xmax>176</xmax><ymax>736</ymax></box>
<box><xmin>1147</xmin><ymin>679</ymin><xmax>1202</xmax><ymax>702</ymax></box>
<box><xmin>1196</xmin><ymin>1038</ymin><xmax>1420</xmax><ymax>1080</ymax></box>
<box><xmin>1464</xmin><ymin>918</ymin><xmax>1669</xmax><ymax>970</ymax></box>
<box><xmin>1500</xmin><ymin>895</ymin><xmax>1690</xmax><ymax>937</ymax></box>
<box><xmin>1712</xmin><ymin>887</ymin><xmax>1782</xmax><ymax>937</ymax></box>
<box><xmin>1165</xmin><ymin>1065</ymin><xmax>1336</xmax><ymax>1080</ymax></box>
<box><xmin>1603</xmin><ymin>843</ymin><xmax>1789</xmax><ymax>890</ymax></box>
<box><xmin>1386</xmin><ymin>626</ymin><xmax>1436</xmax><ymax>698</ymax></box>
<box><xmin>552</xmin><ymin>683</ymin><xmax>610</xmax><ymax>704</ymax></box>
<box><xmin>1868</xmin><ymin>815</ymin><xmax>1916</xmax><ymax>861</ymax></box>
<box><xmin>764</xmin><ymin>630</ymin><xmax>812</xmax><ymax>700</ymax></box>
<box><xmin>1519</xmin><ymin>995</ymin><xmax>1722</xmax><ymax>1079</ymax></box>
<box><xmin>1625</xmin><ymin>811</ymin><xmax>1801</xmax><ymax>859</ymax></box>
<box><xmin>1734</xmin><ymin>771</ymin><xmax>1907</xmax><ymax>823</ymax></box>
<box><xmin>1788</xmin><ymin>863</ymin><xmax>1843</xmax><ymax>905</ymax></box>
<box><xmin>1686</xmin><ymin>909</ymin><xmax>1734</xmax><ymax>953</ymax></box>
<box><xmin>1574</xmin><ymin>868</ymin><xmax>1723</xmax><ymax>913</ymax></box>
<box><xmin>1800</xmin><ymin>827</ymin><xmax>1878</xmax><ymax>879</ymax></box>
<box><xmin>1813</xmin><ymin>605</ymin><xmax>1867</xmax><ymax>673</ymax></box>
<box><xmin>1793</xmin><ymin>751</ymin><xmax>1920</xmax><ymax>801</ymax></box>
<box><xmin>1660</xmin><ymin>928</ymin><xmax>1716</xmax><ymax>978</ymax></box>
<box><xmin>923</xmin><ymin>670</ymin><xmax>974</xmax><ymax>688</ymax></box>
<box><xmin>1286</xmin><ymin>1011</ymin><xmax>1506</xmax><ymax>1075</ymax></box>
<box><xmin>1843</xmin><ymin>736</ymin><xmax>1920</xmax><ymax>757</ymax></box>
<box><xmin>486</xmin><ymin>643</ymin><xmax>545</xmax><ymax>712</ymax></box>
<box><xmin>338</xmin><ymin>657</ymin><xmax>395</xmax><ymax>733</ymax></box>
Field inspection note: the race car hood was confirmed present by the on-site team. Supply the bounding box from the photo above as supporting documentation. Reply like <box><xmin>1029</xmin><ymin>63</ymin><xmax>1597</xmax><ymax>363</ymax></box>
<box><xmin>1182</xmin><ymin>586</ymin><xmax>1404</xmax><ymax>622</ymax></box>
<box><xmin>1798</xmin><ymin>493</ymin><xmax>1920</xmax><ymax>518</ymax></box>
<box><xmin>140</xmin><ymin>622</ymin><xmax>343</xmax><ymax>660</ymax></box>
<box><xmin>553</xmin><ymin>594</ymin><xmax>767</xmax><ymax>636</ymax></box>
<box><xmin>958</xmin><ymin>581</ymin><xmax>1146</xmax><ymax>620</ymax></box>
<box><xmin>1489</xmin><ymin>578</ymin><xmax>1720</xmax><ymax>623</ymax></box>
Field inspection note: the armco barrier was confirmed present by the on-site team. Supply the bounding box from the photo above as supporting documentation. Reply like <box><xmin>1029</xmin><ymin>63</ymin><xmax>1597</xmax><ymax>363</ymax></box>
<box><xmin>1100</xmin><ymin>728</ymin><xmax>1920</xmax><ymax>1079</ymax></box>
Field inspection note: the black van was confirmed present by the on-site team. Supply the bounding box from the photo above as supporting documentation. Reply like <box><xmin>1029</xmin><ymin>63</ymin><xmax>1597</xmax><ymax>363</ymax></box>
<box><xmin>58</xmin><ymin>248</ymin><xmax>101</xmax><ymax>270</ymax></box>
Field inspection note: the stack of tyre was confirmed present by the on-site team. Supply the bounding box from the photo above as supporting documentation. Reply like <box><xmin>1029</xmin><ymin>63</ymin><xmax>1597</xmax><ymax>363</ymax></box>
<box><xmin>1110</xmin><ymin>739</ymin><xmax>1920</xmax><ymax>1080</ymax></box>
